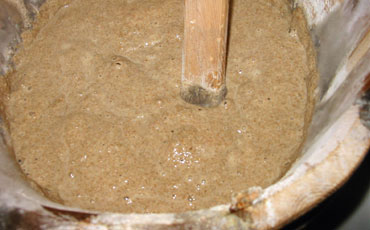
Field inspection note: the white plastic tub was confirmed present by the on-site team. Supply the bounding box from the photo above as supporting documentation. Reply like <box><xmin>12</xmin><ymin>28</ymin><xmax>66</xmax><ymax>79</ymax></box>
<box><xmin>0</xmin><ymin>0</ymin><xmax>369</xmax><ymax>229</ymax></box>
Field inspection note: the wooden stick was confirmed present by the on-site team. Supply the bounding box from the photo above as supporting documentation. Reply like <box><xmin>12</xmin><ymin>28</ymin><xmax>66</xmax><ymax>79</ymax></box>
<box><xmin>181</xmin><ymin>0</ymin><xmax>230</xmax><ymax>107</ymax></box>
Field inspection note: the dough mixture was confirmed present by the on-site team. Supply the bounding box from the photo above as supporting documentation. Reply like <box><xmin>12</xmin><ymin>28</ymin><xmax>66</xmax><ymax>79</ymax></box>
<box><xmin>3</xmin><ymin>0</ymin><xmax>317</xmax><ymax>213</ymax></box>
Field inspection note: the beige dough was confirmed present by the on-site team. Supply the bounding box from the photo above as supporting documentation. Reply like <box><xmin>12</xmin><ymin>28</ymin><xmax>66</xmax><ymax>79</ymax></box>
<box><xmin>3</xmin><ymin>0</ymin><xmax>317</xmax><ymax>213</ymax></box>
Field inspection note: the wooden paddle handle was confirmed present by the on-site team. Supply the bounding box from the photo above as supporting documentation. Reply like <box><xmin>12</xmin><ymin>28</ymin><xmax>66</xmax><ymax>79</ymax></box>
<box><xmin>181</xmin><ymin>0</ymin><xmax>230</xmax><ymax>107</ymax></box>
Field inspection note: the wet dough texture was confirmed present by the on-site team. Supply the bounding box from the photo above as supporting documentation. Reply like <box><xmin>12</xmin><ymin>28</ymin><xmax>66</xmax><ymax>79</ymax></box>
<box><xmin>3</xmin><ymin>0</ymin><xmax>317</xmax><ymax>213</ymax></box>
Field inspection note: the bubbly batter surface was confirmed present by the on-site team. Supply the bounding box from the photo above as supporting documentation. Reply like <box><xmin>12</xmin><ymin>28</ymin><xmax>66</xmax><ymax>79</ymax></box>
<box><xmin>3</xmin><ymin>0</ymin><xmax>317</xmax><ymax>213</ymax></box>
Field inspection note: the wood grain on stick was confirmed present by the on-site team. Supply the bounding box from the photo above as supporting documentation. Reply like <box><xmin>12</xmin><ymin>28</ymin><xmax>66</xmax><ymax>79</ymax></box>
<box><xmin>181</xmin><ymin>0</ymin><xmax>230</xmax><ymax>107</ymax></box>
